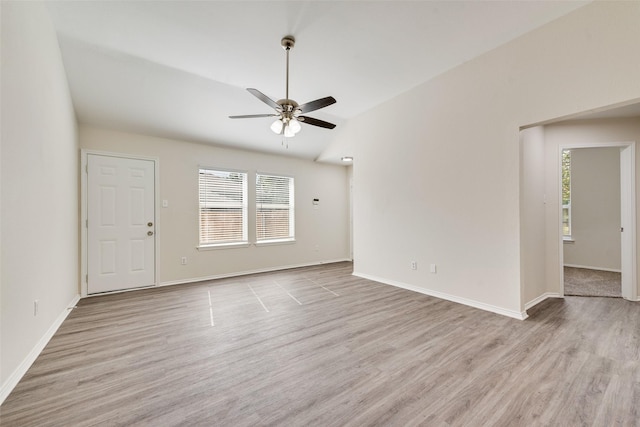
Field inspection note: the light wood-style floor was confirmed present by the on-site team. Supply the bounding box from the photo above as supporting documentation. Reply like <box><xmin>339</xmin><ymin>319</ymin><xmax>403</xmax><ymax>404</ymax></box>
<box><xmin>2</xmin><ymin>262</ymin><xmax>639</xmax><ymax>426</ymax></box>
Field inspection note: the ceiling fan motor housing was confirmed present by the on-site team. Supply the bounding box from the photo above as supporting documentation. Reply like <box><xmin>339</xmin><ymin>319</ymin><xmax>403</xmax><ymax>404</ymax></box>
<box><xmin>277</xmin><ymin>99</ymin><xmax>300</xmax><ymax>119</ymax></box>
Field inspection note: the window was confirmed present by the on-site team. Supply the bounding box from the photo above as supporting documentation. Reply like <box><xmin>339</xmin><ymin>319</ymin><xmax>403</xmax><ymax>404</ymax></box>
<box><xmin>199</xmin><ymin>168</ymin><xmax>247</xmax><ymax>246</ymax></box>
<box><xmin>256</xmin><ymin>174</ymin><xmax>295</xmax><ymax>242</ymax></box>
<box><xmin>562</xmin><ymin>149</ymin><xmax>571</xmax><ymax>238</ymax></box>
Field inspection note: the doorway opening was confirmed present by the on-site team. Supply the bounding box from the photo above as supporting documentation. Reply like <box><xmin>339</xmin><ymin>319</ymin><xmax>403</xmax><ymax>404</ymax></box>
<box><xmin>558</xmin><ymin>142</ymin><xmax>636</xmax><ymax>301</ymax></box>
<box><xmin>520</xmin><ymin>101</ymin><xmax>640</xmax><ymax>311</ymax></box>
<box><xmin>561</xmin><ymin>147</ymin><xmax>621</xmax><ymax>297</ymax></box>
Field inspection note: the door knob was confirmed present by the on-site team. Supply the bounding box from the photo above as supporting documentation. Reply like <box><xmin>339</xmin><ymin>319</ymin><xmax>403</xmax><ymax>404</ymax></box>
<box><xmin>148</xmin><ymin>222</ymin><xmax>153</xmax><ymax>227</ymax></box>
<box><xmin>147</xmin><ymin>231</ymin><xmax>154</xmax><ymax>236</ymax></box>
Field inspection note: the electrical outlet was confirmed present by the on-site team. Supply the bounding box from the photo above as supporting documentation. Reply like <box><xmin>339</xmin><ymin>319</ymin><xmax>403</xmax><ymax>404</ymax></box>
<box><xmin>34</xmin><ymin>300</ymin><xmax>39</xmax><ymax>316</ymax></box>
<box><xmin>410</xmin><ymin>261</ymin><xmax>417</xmax><ymax>270</ymax></box>
<box><xmin>181</xmin><ymin>257</ymin><xmax>187</xmax><ymax>265</ymax></box>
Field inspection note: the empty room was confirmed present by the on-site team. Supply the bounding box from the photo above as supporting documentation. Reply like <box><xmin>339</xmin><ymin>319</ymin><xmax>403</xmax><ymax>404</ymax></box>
<box><xmin>2</xmin><ymin>1</ymin><xmax>640</xmax><ymax>425</ymax></box>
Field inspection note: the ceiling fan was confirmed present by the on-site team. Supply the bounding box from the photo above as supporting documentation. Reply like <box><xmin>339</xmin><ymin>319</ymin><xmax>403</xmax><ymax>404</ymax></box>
<box><xmin>229</xmin><ymin>36</ymin><xmax>337</xmax><ymax>138</ymax></box>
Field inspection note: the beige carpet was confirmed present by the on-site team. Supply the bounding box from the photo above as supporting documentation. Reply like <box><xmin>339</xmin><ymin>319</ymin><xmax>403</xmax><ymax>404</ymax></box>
<box><xmin>564</xmin><ymin>266</ymin><xmax>621</xmax><ymax>297</ymax></box>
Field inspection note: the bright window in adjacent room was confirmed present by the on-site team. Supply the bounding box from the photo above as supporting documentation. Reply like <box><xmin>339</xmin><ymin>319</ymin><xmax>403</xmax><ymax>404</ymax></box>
<box><xmin>198</xmin><ymin>168</ymin><xmax>248</xmax><ymax>246</ymax></box>
<box><xmin>256</xmin><ymin>173</ymin><xmax>295</xmax><ymax>243</ymax></box>
<box><xmin>562</xmin><ymin>149</ymin><xmax>572</xmax><ymax>238</ymax></box>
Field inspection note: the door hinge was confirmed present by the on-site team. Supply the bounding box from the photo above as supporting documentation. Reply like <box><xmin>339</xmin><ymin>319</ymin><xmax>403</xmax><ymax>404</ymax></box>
<box><xmin>86</xmin><ymin>274</ymin><xmax>88</xmax><ymax>284</ymax></box>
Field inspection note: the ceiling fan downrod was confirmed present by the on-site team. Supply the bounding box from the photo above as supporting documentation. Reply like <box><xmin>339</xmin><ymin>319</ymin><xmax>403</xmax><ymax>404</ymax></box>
<box><xmin>281</xmin><ymin>36</ymin><xmax>295</xmax><ymax>102</ymax></box>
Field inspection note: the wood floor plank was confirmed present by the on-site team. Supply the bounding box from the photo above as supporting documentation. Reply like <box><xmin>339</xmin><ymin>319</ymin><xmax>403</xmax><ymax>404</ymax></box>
<box><xmin>2</xmin><ymin>262</ymin><xmax>639</xmax><ymax>426</ymax></box>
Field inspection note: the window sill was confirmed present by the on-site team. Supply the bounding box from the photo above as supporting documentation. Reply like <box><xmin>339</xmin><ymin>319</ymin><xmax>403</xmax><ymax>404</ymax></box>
<box><xmin>255</xmin><ymin>238</ymin><xmax>296</xmax><ymax>247</ymax></box>
<box><xmin>197</xmin><ymin>242</ymin><xmax>250</xmax><ymax>251</ymax></box>
<box><xmin>563</xmin><ymin>237</ymin><xmax>575</xmax><ymax>243</ymax></box>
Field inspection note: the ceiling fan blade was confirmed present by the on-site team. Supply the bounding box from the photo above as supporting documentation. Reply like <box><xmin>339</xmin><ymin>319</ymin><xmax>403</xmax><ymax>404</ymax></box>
<box><xmin>229</xmin><ymin>114</ymin><xmax>279</xmax><ymax>119</ymax></box>
<box><xmin>297</xmin><ymin>96</ymin><xmax>336</xmax><ymax>114</ymax></box>
<box><xmin>247</xmin><ymin>88</ymin><xmax>281</xmax><ymax>111</ymax></box>
<box><xmin>299</xmin><ymin>116</ymin><xmax>336</xmax><ymax>129</ymax></box>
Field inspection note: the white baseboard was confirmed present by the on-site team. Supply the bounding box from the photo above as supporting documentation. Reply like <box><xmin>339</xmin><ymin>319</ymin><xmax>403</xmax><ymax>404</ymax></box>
<box><xmin>160</xmin><ymin>258</ymin><xmax>352</xmax><ymax>287</ymax></box>
<box><xmin>1</xmin><ymin>294</ymin><xmax>81</xmax><ymax>405</ymax></box>
<box><xmin>353</xmin><ymin>271</ymin><xmax>528</xmax><ymax>320</ymax></box>
<box><xmin>525</xmin><ymin>292</ymin><xmax>563</xmax><ymax>311</ymax></box>
<box><xmin>563</xmin><ymin>264</ymin><xmax>621</xmax><ymax>273</ymax></box>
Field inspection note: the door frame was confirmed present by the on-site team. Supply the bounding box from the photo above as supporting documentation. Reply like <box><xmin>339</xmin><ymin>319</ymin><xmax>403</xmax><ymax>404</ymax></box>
<box><xmin>80</xmin><ymin>149</ymin><xmax>160</xmax><ymax>297</ymax></box>
<box><xmin>558</xmin><ymin>141</ymin><xmax>637</xmax><ymax>301</ymax></box>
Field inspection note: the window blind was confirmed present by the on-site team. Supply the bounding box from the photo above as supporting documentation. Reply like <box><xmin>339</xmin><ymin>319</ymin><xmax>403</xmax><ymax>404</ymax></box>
<box><xmin>199</xmin><ymin>169</ymin><xmax>248</xmax><ymax>245</ymax></box>
<box><xmin>256</xmin><ymin>174</ymin><xmax>294</xmax><ymax>242</ymax></box>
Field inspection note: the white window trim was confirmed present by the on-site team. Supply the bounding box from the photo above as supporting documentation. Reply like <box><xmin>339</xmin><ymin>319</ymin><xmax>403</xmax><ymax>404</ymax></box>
<box><xmin>255</xmin><ymin>238</ymin><xmax>296</xmax><ymax>246</ymax></box>
<box><xmin>197</xmin><ymin>241</ymin><xmax>250</xmax><ymax>250</ymax></box>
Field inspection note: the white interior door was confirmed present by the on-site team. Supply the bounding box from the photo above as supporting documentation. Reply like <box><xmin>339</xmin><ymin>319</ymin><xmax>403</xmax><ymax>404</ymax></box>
<box><xmin>87</xmin><ymin>154</ymin><xmax>156</xmax><ymax>294</ymax></box>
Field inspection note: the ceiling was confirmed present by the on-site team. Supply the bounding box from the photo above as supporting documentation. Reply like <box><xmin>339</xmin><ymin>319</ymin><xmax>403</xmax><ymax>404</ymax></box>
<box><xmin>46</xmin><ymin>1</ymin><xmax>592</xmax><ymax>162</ymax></box>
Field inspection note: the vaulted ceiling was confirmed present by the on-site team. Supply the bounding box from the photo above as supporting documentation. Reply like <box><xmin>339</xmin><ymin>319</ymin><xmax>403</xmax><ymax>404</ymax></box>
<box><xmin>47</xmin><ymin>1</ymin><xmax>590</xmax><ymax>161</ymax></box>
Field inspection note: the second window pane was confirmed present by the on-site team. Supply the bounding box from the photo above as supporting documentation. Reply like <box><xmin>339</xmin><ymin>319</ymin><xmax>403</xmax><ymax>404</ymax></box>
<box><xmin>256</xmin><ymin>174</ymin><xmax>295</xmax><ymax>242</ymax></box>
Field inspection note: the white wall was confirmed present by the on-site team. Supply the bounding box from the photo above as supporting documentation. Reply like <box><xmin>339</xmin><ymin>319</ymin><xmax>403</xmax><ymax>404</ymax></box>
<box><xmin>323</xmin><ymin>1</ymin><xmax>640</xmax><ymax>318</ymax></box>
<box><xmin>1</xmin><ymin>2</ymin><xmax>79</xmax><ymax>400</ymax></box>
<box><xmin>543</xmin><ymin>117</ymin><xmax>640</xmax><ymax>296</ymax></box>
<box><xmin>520</xmin><ymin>127</ymin><xmax>547</xmax><ymax>306</ymax></box>
<box><xmin>80</xmin><ymin>126</ymin><xmax>350</xmax><ymax>286</ymax></box>
<box><xmin>563</xmin><ymin>147</ymin><xmax>621</xmax><ymax>271</ymax></box>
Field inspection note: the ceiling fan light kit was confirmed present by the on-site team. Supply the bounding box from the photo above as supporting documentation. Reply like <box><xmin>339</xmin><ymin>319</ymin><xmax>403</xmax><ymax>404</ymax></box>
<box><xmin>229</xmin><ymin>35</ymin><xmax>337</xmax><ymax>139</ymax></box>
